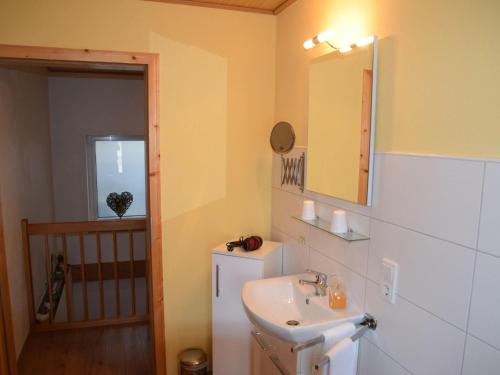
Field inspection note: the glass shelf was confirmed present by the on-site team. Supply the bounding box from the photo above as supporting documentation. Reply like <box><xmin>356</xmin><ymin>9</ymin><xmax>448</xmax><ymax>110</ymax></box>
<box><xmin>292</xmin><ymin>216</ymin><xmax>370</xmax><ymax>242</ymax></box>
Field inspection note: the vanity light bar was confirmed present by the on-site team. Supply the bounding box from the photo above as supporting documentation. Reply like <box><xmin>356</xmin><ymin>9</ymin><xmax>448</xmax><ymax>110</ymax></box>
<box><xmin>303</xmin><ymin>39</ymin><xmax>316</xmax><ymax>50</ymax></box>
<box><xmin>303</xmin><ymin>31</ymin><xmax>375</xmax><ymax>53</ymax></box>
<box><xmin>338</xmin><ymin>45</ymin><xmax>352</xmax><ymax>53</ymax></box>
<box><xmin>303</xmin><ymin>29</ymin><xmax>335</xmax><ymax>50</ymax></box>
<box><xmin>355</xmin><ymin>35</ymin><xmax>375</xmax><ymax>47</ymax></box>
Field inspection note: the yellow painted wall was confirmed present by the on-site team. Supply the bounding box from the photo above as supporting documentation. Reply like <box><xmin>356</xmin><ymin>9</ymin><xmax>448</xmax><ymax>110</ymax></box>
<box><xmin>0</xmin><ymin>0</ymin><xmax>275</xmax><ymax>371</ymax></box>
<box><xmin>276</xmin><ymin>0</ymin><xmax>500</xmax><ymax>158</ymax></box>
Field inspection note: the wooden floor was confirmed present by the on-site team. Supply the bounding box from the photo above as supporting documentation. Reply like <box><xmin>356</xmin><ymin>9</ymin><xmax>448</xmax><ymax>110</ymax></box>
<box><xmin>18</xmin><ymin>324</ymin><xmax>153</xmax><ymax>374</ymax></box>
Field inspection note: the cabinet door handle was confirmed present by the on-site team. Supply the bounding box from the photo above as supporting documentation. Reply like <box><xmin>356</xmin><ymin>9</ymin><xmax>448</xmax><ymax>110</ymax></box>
<box><xmin>216</xmin><ymin>264</ymin><xmax>220</xmax><ymax>298</ymax></box>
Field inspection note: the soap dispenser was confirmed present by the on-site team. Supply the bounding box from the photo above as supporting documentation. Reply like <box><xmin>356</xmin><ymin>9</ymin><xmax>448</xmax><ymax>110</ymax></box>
<box><xmin>329</xmin><ymin>275</ymin><xmax>347</xmax><ymax>310</ymax></box>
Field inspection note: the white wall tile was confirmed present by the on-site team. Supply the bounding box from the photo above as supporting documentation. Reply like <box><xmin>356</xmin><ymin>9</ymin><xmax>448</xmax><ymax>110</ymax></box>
<box><xmin>309</xmin><ymin>249</ymin><xmax>365</xmax><ymax>310</ymax></box>
<box><xmin>462</xmin><ymin>335</ymin><xmax>500</xmax><ymax>375</ymax></box>
<box><xmin>271</xmin><ymin>188</ymin><xmax>309</xmax><ymax>239</ymax></box>
<box><xmin>372</xmin><ymin>154</ymin><xmax>484</xmax><ymax>248</ymax></box>
<box><xmin>367</xmin><ymin>219</ymin><xmax>475</xmax><ymax>329</ymax></box>
<box><xmin>478</xmin><ymin>162</ymin><xmax>500</xmax><ymax>257</ymax></box>
<box><xmin>364</xmin><ymin>280</ymin><xmax>466</xmax><ymax>375</ymax></box>
<box><xmin>271</xmin><ymin>151</ymin><xmax>497</xmax><ymax>375</ymax></box>
<box><xmin>272</xmin><ymin>228</ymin><xmax>309</xmax><ymax>275</ymax></box>
<box><xmin>308</xmin><ymin>226</ymin><xmax>369</xmax><ymax>277</ymax></box>
<box><xmin>468</xmin><ymin>252</ymin><xmax>500</xmax><ymax>350</ymax></box>
<box><xmin>358</xmin><ymin>339</ymin><xmax>411</xmax><ymax>375</ymax></box>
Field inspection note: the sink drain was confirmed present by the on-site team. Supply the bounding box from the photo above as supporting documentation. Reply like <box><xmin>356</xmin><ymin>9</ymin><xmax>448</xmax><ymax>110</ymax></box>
<box><xmin>286</xmin><ymin>320</ymin><xmax>300</xmax><ymax>326</ymax></box>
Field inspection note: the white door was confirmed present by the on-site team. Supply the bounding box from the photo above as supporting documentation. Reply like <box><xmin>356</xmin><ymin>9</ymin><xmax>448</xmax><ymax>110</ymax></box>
<box><xmin>212</xmin><ymin>254</ymin><xmax>262</xmax><ymax>375</ymax></box>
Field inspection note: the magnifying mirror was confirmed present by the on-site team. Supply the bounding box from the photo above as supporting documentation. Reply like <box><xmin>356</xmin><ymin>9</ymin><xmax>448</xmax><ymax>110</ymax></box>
<box><xmin>270</xmin><ymin>121</ymin><xmax>295</xmax><ymax>154</ymax></box>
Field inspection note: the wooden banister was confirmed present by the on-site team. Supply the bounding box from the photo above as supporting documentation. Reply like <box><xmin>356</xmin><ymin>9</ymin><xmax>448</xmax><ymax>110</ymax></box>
<box><xmin>62</xmin><ymin>234</ymin><xmax>72</xmax><ymax>322</ymax></box>
<box><xmin>79</xmin><ymin>234</ymin><xmax>89</xmax><ymax>321</ymax></box>
<box><xmin>44</xmin><ymin>235</ymin><xmax>53</xmax><ymax>323</ymax></box>
<box><xmin>71</xmin><ymin>261</ymin><xmax>146</xmax><ymax>282</ymax></box>
<box><xmin>112</xmin><ymin>231</ymin><xmax>120</xmax><ymax>318</ymax></box>
<box><xmin>129</xmin><ymin>231</ymin><xmax>136</xmax><ymax>316</ymax></box>
<box><xmin>25</xmin><ymin>219</ymin><xmax>146</xmax><ymax>235</ymax></box>
<box><xmin>96</xmin><ymin>232</ymin><xmax>105</xmax><ymax>320</ymax></box>
<box><xmin>21</xmin><ymin>218</ymin><xmax>148</xmax><ymax>332</ymax></box>
<box><xmin>21</xmin><ymin>219</ymin><xmax>36</xmax><ymax>328</ymax></box>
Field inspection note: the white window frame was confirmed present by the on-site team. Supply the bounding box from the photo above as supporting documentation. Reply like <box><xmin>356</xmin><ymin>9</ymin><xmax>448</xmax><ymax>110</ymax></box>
<box><xmin>86</xmin><ymin>135</ymin><xmax>146</xmax><ymax>220</ymax></box>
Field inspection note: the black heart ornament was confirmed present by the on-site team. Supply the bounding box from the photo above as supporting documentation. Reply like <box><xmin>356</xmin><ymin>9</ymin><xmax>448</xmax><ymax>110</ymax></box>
<box><xmin>106</xmin><ymin>192</ymin><xmax>134</xmax><ymax>218</ymax></box>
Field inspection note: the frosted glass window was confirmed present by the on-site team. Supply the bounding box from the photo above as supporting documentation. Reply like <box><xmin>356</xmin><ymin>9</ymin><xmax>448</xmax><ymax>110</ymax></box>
<box><xmin>91</xmin><ymin>138</ymin><xmax>146</xmax><ymax>219</ymax></box>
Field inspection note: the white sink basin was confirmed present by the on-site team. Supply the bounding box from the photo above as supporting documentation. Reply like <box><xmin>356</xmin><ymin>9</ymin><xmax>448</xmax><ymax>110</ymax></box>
<box><xmin>242</xmin><ymin>274</ymin><xmax>364</xmax><ymax>343</ymax></box>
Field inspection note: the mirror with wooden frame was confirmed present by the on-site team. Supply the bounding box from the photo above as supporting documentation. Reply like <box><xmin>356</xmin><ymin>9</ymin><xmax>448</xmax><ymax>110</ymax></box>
<box><xmin>306</xmin><ymin>37</ymin><xmax>378</xmax><ymax>205</ymax></box>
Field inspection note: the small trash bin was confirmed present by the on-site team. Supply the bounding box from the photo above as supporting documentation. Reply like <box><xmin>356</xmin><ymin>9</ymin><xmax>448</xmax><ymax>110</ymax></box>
<box><xmin>179</xmin><ymin>348</ymin><xmax>208</xmax><ymax>375</ymax></box>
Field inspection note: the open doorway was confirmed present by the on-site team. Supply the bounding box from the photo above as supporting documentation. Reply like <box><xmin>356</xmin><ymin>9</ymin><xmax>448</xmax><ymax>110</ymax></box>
<box><xmin>0</xmin><ymin>45</ymin><xmax>165</xmax><ymax>374</ymax></box>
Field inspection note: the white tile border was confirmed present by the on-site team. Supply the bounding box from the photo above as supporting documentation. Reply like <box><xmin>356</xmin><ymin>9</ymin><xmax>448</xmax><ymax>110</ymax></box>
<box><xmin>377</xmin><ymin>151</ymin><xmax>500</xmax><ymax>164</ymax></box>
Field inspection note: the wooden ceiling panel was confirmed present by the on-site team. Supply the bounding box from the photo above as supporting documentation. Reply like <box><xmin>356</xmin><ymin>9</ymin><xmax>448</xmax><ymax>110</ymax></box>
<box><xmin>145</xmin><ymin>0</ymin><xmax>297</xmax><ymax>14</ymax></box>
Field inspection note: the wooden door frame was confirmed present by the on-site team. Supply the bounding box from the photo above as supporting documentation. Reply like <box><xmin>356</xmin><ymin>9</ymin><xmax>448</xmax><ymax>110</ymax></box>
<box><xmin>0</xmin><ymin>201</ymin><xmax>17</xmax><ymax>375</ymax></box>
<box><xmin>0</xmin><ymin>44</ymin><xmax>166</xmax><ymax>374</ymax></box>
<box><xmin>0</xmin><ymin>292</ymin><xmax>11</xmax><ymax>375</ymax></box>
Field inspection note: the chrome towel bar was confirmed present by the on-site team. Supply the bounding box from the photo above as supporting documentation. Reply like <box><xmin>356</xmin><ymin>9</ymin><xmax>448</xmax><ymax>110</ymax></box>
<box><xmin>291</xmin><ymin>314</ymin><xmax>377</xmax><ymax>353</ymax></box>
<box><xmin>314</xmin><ymin>314</ymin><xmax>377</xmax><ymax>370</ymax></box>
<box><xmin>291</xmin><ymin>335</ymin><xmax>325</xmax><ymax>353</ymax></box>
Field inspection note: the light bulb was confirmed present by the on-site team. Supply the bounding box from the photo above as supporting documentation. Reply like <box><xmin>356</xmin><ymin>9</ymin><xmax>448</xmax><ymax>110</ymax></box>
<box><xmin>303</xmin><ymin>39</ymin><xmax>315</xmax><ymax>50</ymax></box>
<box><xmin>339</xmin><ymin>45</ymin><xmax>352</xmax><ymax>53</ymax></box>
<box><xmin>317</xmin><ymin>29</ymin><xmax>335</xmax><ymax>43</ymax></box>
<box><xmin>355</xmin><ymin>36</ymin><xmax>374</xmax><ymax>47</ymax></box>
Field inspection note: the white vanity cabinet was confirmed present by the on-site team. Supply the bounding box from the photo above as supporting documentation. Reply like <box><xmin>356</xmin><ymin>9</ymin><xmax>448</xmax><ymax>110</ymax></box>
<box><xmin>211</xmin><ymin>241</ymin><xmax>282</xmax><ymax>375</ymax></box>
<box><xmin>250</xmin><ymin>329</ymin><xmax>321</xmax><ymax>375</ymax></box>
<box><xmin>251</xmin><ymin>331</ymin><xmax>295</xmax><ymax>375</ymax></box>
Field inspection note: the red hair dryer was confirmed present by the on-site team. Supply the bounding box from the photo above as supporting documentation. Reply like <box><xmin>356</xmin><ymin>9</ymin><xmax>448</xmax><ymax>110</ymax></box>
<box><xmin>226</xmin><ymin>236</ymin><xmax>263</xmax><ymax>252</ymax></box>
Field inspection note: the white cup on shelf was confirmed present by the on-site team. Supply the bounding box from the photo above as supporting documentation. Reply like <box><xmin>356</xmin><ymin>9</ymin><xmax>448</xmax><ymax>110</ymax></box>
<box><xmin>301</xmin><ymin>200</ymin><xmax>316</xmax><ymax>221</ymax></box>
<box><xmin>330</xmin><ymin>209</ymin><xmax>348</xmax><ymax>233</ymax></box>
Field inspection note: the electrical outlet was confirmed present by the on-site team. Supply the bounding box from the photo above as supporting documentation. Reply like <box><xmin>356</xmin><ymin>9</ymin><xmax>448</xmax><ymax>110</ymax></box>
<box><xmin>380</xmin><ymin>258</ymin><xmax>398</xmax><ymax>304</ymax></box>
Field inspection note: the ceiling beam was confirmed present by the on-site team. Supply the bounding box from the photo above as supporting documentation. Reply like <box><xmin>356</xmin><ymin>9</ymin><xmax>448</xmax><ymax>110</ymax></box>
<box><xmin>273</xmin><ymin>0</ymin><xmax>297</xmax><ymax>15</ymax></box>
<box><xmin>144</xmin><ymin>0</ymin><xmax>298</xmax><ymax>15</ymax></box>
<box><xmin>145</xmin><ymin>0</ymin><xmax>273</xmax><ymax>15</ymax></box>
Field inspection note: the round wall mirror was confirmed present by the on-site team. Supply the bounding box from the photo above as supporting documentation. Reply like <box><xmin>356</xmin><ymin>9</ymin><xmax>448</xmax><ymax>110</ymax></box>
<box><xmin>270</xmin><ymin>121</ymin><xmax>295</xmax><ymax>154</ymax></box>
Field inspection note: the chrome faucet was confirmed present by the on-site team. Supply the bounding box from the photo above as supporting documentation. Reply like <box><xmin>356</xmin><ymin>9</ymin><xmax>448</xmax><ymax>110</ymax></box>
<box><xmin>299</xmin><ymin>269</ymin><xmax>328</xmax><ymax>296</ymax></box>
